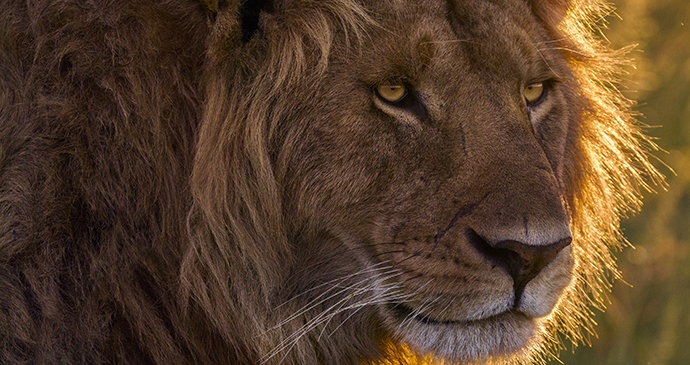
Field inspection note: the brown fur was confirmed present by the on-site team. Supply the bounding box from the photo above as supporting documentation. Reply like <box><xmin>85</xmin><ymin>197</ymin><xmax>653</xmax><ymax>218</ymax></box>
<box><xmin>0</xmin><ymin>0</ymin><xmax>660</xmax><ymax>364</ymax></box>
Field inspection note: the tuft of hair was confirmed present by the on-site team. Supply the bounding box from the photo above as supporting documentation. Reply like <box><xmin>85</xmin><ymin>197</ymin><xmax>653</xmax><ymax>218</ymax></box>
<box><xmin>179</xmin><ymin>0</ymin><xmax>375</xmax><ymax>361</ymax></box>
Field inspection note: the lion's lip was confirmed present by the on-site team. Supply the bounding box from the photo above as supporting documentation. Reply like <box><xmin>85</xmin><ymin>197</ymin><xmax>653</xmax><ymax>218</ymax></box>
<box><xmin>388</xmin><ymin>303</ymin><xmax>457</xmax><ymax>325</ymax></box>
<box><xmin>386</xmin><ymin>303</ymin><xmax>526</xmax><ymax>325</ymax></box>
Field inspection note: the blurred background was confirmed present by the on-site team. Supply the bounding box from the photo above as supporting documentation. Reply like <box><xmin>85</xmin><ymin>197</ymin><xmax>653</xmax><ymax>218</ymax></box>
<box><xmin>549</xmin><ymin>0</ymin><xmax>690</xmax><ymax>364</ymax></box>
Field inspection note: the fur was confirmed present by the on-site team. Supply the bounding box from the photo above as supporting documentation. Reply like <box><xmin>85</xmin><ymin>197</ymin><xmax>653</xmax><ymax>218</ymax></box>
<box><xmin>0</xmin><ymin>0</ymin><xmax>660</xmax><ymax>364</ymax></box>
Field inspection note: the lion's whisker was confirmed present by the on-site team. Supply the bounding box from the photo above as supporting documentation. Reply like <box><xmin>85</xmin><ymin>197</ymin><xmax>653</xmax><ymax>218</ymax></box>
<box><xmin>434</xmin><ymin>299</ymin><xmax>454</xmax><ymax>322</ymax></box>
<box><xmin>395</xmin><ymin>279</ymin><xmax>435</xmax><ymax>332</ymax></box>
<box><xmin>267</xmin><ymin>268</ymin><xmax>398</xmax><ymax>332</ymax></box>
<box><xmin>317</xmin><ymin>281</ymin><xmax>406</xmax><ymax>341</ymax></box>
<box><xmin>271</xmin><ymin>266</ymin><xmax>404</xmax><ymax>331</ymax></box>
<box><xmin>271</xmin><ymin>260</ymin><xmax>397</xmax><ymax>311</ymax></box>
<box><xmin>264</xmin><ymin>271</ymin><xmax>406</xmax><ymax>363</ymax></box>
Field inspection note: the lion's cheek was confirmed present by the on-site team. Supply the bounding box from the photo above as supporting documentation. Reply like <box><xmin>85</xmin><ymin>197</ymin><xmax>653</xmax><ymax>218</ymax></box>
<box><xmin>517</xmin><ymin>245</ymin><xmax>574</xmax><ymax>318</ymax></box>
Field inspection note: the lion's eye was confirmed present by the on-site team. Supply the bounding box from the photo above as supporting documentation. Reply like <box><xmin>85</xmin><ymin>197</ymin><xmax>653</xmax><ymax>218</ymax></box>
<box><xmin>376</xmin><ymin>84</ymin><xmax>407</xmax><ymax>103</ymax></box>
<box><xmin>523</xmin><ymin>82</ymin><xmax>545</xmax><ymax>105</ymax></box>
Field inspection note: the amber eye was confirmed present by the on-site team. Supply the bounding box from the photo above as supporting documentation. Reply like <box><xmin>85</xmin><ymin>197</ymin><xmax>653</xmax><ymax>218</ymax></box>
<box><xmin>523</xmin><ymin>82</ymin><xmax>545</xmax><ymax>105</ymax></box>
<box><xmin>376</xmin><ymin>84</ymin><xmax>407</xmax><ymax>103</ymax></box>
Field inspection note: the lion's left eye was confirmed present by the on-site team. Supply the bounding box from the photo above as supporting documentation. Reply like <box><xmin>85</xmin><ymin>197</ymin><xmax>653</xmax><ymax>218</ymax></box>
<box><xmin>376</xmin><ymin>84</ymin><xmax>408</xmax><ymax>103</ymax></box>
<box><xmin>523</xmin><ymin>82</ymin><xmax>545</xmax><ymax>105</ymax></box>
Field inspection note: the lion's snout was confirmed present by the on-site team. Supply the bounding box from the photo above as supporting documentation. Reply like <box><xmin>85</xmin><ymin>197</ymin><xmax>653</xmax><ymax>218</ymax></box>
<box><xmin>467</xmin><ymin>229</ymin><xmax>572</xmax><ymax>308</ymax></box>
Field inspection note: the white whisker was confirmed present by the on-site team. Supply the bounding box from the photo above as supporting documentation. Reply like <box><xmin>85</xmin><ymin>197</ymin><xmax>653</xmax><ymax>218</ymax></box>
<box><xmin>272</xmin><ymin>261</ymin><xmax>395</xmax><ymax>311</ymax></box>
<box><xmin>261</xmin><ymin>266</ymin><xmax>407</xmax><ymax>364</ymax></box>
<box><xmin>266</xmin><ymin>264</ymin><xmax>399</xmax><ymax>332</ymax></box>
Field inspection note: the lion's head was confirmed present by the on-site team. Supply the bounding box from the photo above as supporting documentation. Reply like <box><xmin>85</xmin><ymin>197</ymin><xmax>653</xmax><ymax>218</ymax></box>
<box><xmin>179</xmin><ymin>0</ymin><xmax>660</xmax><ymax>363</ymax></box>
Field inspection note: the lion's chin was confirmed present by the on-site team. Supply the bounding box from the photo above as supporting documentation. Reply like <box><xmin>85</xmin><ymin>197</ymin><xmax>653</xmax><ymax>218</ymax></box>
<box><xmin>383</xmin><ymin>305</ymin><xmax>539</xmax><ymax>363</ymax></box>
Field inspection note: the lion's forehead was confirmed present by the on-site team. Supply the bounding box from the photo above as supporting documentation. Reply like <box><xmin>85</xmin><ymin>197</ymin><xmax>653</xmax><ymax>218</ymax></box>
<box><xmin>363</xmin><ymin>0</ymin><xmax>540</xmax><ymax>41</ymax></box>
<box><xmin>341</xmin><ymin>0</ymin><xmax>561</xmax><ymax>88</ymax></box>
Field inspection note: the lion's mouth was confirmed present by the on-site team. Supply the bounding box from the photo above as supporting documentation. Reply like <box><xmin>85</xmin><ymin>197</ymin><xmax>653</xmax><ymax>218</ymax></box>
<box><xmin>386</xmin><ymin>303</ymin><xmax>525</xmax><ymax>326</ymax></box>
<box><xmin>388</xmin><ymin>303</ymin><xmax>452</xmax><ymax>325</ymax></box>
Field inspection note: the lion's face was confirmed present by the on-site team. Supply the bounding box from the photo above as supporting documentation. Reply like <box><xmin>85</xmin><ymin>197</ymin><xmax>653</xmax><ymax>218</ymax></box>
<box><xmin>270</xmin><ymin>0</ymin><xmax>578</xmax><ymax>361</ymax></box>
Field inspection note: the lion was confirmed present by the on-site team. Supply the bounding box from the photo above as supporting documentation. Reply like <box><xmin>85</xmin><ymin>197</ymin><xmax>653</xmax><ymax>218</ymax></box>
<box><xmin>0</xmin><ymin>0</ymin><xmax>660</xmax><ymax>363</ymax></box>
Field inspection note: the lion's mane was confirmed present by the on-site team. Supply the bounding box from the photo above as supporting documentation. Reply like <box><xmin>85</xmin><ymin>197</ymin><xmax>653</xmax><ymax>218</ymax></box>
<box><xmin>0</xmin><ymin>0</ymin><xmax>660</xmax><ymax>364</ymax></box>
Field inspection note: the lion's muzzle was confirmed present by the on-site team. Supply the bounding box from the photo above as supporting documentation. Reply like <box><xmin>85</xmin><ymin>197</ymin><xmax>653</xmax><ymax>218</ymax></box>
<box><xmin>467</xmin><ymin>229</ymin><xmax>572</xmax><ymax>309</ymax></box>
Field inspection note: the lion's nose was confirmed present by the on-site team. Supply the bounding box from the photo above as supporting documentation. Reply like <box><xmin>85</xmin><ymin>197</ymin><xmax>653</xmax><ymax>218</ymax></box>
<box><xmin>468</xmin><ymin>230</ymin><xmax>572</xmax><ymax>301</ymax></box>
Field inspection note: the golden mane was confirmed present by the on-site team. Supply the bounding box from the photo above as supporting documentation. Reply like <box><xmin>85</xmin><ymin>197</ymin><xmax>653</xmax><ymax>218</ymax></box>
<box><xmin>547</xmin><ymin>0</ymin><xmax>662</xmax><ymax>358</ymax></box>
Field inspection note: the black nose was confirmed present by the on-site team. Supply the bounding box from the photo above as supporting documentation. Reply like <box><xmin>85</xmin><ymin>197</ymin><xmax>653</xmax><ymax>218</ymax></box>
<box><xmin>468</xmin><ymin>230</ymin><xmax>572</xmax><ymax>301</ymax></box>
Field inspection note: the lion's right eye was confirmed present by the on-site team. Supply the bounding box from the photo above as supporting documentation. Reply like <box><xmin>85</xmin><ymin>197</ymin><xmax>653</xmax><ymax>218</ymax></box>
<box><xmin>376</xmin><ymin>84</ymin><xmax>408</xmax><ymax>103</ymax></box>
<box><xmin>523</xmin><ymin>82</ymin><xmax>546</xmax><ymax>106</ymax></box>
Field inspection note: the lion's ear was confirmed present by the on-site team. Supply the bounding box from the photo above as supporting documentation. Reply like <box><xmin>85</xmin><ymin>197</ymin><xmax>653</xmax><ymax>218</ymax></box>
<box><xmin>528</xmin><ymin>0</ymin><xmax>571</xmax><ymax>27</ymax></box>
